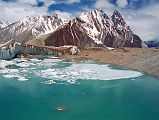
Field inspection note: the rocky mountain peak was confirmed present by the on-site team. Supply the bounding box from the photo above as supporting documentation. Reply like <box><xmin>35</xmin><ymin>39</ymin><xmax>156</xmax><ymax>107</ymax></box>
<box><xmin>0</xmin><ymin>14</ymin><xmax>66</xmax><ymax>43</ymax></box>
<box><xmin>80</xmin><ymin>9</ymin><xmax>109</xmax><ymax>23</ymax></box>
<box><xmin>111</xmin><ymin>10</ymin><xmax>126</xmax><ymax>28</ymax></box>
<box><xmin>0</xmin><ymin>21</ymin><xmax>2</xmax><ymax>29</ymax></box>
<box><xmin>20</xmin><ymin>14</ymin><xmax>64</xmax><ymax>30</ymax></box>
<box><xmin>0</xmin><ymin>21</ymin><xmax>9</xmax><ymax>28</ymax></box>
<box><xmin>0</xmin><ymin>9</ymin><xmax>143</xmax><ymax>48</ymax></box>
<box><xmin>78</xmin><ymin>9</ymin><xmax>112</xmax><ymax>44</ymax></box>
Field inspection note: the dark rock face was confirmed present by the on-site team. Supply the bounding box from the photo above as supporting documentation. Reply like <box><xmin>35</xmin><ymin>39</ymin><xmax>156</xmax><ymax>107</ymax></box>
<box><xmin>131</xmin><ymin>34</ymin><xmax>142</xmax><ymax>47</ymax></box>
<box><xmin>0</xmin><ymin>21</ymin><xmax>2</xmax><ymax>29</ymax></box>
<box><xmin>110</xmin><ymin>10</ymin><xmax>142</xmax><ymax>48</ymax></box>
<box><xmin>45</xmin><ymin>20</ymin><xmax>97</xmax><ymax>47</ymax></box>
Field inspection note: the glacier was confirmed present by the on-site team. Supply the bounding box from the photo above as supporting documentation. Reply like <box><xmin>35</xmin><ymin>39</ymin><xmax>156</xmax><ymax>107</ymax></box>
<box><xmin>0</xmin><ymin>42</ymin><xmax>58</xmax><ymax>60</ymax></box>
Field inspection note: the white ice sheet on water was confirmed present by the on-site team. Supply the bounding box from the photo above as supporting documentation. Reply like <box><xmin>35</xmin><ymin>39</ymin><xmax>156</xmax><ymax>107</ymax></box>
<box><xmin>0</xmin><ymin>59</ymin><xmax>142</xmax><ymax>83</ymax></box>
<box><xmin>38</xmin><ymin>63</ymin><xmax>142</xmax><ymax>81</ymax></box>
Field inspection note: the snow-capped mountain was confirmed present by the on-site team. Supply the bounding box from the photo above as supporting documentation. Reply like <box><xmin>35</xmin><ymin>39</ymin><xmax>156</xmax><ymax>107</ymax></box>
<box><xmin>44</xmin><ymin>9</ymin><xmax>142</xmax><ymax>48</ymax></box>
<box><xmin>0</xmin><ymin>14</ymin><xmax>66</xmax><ymax>43</ymax></box>
<box><xmin>0</xmin><ymin>21</ymin><xmax>9</xmax><ymax>28</ymax></box>
<box><xmin>0</xmin><ymin>21</ymin><xmax>3</xmax><ymax>28</ymax></box>
<box><xmin>0</xmin><ymin>9</ymin><xmax>142</xmax><ymax>48</ymax></box>
<box><xmin>79</xmin><ymin>9</ymin><xmax>111</xmax><ymax>44</ymax></box>
<box><xmin>144</xmin><ymin>40</ymin><xmax>159</xmax><ymax>48</ymax></box>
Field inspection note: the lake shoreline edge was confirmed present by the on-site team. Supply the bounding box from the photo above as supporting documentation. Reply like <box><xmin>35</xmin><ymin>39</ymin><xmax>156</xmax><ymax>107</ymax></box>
<box><xmin>59</xmin><ymin>47</ymin><xmax>159</xmax><ymax>78</ymax></box>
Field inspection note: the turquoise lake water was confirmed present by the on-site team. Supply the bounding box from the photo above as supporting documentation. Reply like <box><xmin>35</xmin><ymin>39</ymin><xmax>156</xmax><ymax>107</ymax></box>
<box><xmin>0</xmin><ymin>58</ymin><xmax>159</xmax><ymax>120</ymax></box>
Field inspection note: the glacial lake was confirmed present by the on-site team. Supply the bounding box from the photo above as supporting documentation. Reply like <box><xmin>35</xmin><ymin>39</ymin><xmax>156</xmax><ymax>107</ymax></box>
<box><xmin>0</xmin><ymin>58</ymin><xmax>159</xmax><ymax>120</ymax></box>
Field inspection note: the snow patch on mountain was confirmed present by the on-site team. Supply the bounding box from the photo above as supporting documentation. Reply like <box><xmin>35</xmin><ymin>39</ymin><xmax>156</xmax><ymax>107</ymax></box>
<box><xmin>79</xmin><ymin>9</ymin><xmax>111</xmax><ymax>44</ymax></box>
<box><xmin>78</xmin><ymin>9</ymin><xmax>136</xmax><ymax>46</ymax></box>
<box><xmin>18</xmin><ymin>14</ymin><xmax>66</xmax><ymax>36</ymax></box>
<box><xmin>0</xmin><ymin>21</ymin><xmax>9</xmax><ymax>28</ymax></box>
<box><xmin>0</xmin><ymin>14</ymin><xmax>67</xmax><ymax>43</ymax></box>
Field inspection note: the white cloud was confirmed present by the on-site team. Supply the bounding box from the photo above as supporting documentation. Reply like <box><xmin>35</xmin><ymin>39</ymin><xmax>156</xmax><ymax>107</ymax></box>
<box><xmin>127</xmin><ymin>17</ymin><xmax>159</xmax><ymax>41</ymax></box>
<box><xmin>94</xmin><ymin>0</ymin><xmax>114</xmax><ymax>9</ymax></box>
<box><xmin>93</xmin><ymin>0</ymin><xmax>159</xmax><ymax>41</ymax></box>
<box><xmin>39</xmin><ymin>0</ymin><xmax>80</xmax><ymax>5</ymax></box>
<box><xmin>121</xmin><ymin>4</ymin><xmax>159</xmax><ymax>41</ymax></box>
<box><xmin>17</xmin><ymin>0</ymin><xmax>37</xmax><ymax>5</ymax></box>
<box><xmin>0</xmin><ymin>1</ymin><xmax>48</xmax><ymax>23</ymax></box>
<box><xmin>38</xmin><ymin>0</ymin><xmax>56</xmax><ymax>7</ymax></box>
<box><xmin>52</xmin><ymin>10</ymin><xmax>74</xmax><ymax>20</ymax></box>
<box><xmin>140</xmin><ymin>3</ymin><xmax>159</xmax><ymax>17</ymax></box>
<box><xmin>116</xmin><ymin>0</ymin><xmax>128</xmax><ymax>8</ymax></box>
<box><xmin>0</xmin><ymin>0</ymin><xmax>74</xmax><ymax>23</ymax></box>
<box><xmin>65</xmin><ymin>0</ymin><xmax>81</xmax><ymax>4</ymax></box>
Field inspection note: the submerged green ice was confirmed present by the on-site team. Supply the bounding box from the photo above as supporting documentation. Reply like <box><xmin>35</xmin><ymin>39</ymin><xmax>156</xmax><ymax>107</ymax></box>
<box><xmin>0</xmin><ymin>58</ymin><xmax>159</xmax><ymax>120</ymax></box>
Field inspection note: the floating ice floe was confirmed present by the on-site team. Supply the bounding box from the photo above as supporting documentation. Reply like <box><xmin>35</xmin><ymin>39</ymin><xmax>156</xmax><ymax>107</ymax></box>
<box><xmin>42</xmin><ymin>58</ymin><xmax>62</xmax><ymax>63</ymax></box>
<box><xmin>17</xmin><ymin>76</ymin><xmax>28</xmax><ymax>81</ymax></box>
<box><xmin>13</xmin><ymin>58</ymin><xmax>28</xmax><ymax>63</ymax></box>
<box><xmin>0</xmin><ymin>60</ymin><xmax>16</xmax><ymax>68</ymax></box>
<box><xmin>0</xmin><ymin>69</ymin><xmax>19</xmax><ymax>74</ymax></box>
<box><xmin>29</xmin><ymin>58</ymin><xmax>42</xmax><ymax>62</ymax></box>
<box><xmin>16</xmin><ymin>62</ymin><xmax>30</xmax><ymax>67</ymax></box>
<box><xmin>0</xmin><ymin>59</ymin><xmax>143</xmax><ymax>83</ymax></box>
<box><xmin>42</xmin><ymin>80</ymin><xmax>56</xmax><ymax>85</ymax></box>
<box><xmin>3</xmin><ymin>74</ymin><xmax>17</xmax><ymax>78</ymax></box>
<box><xmin>3</xmin><ymin>74</ymin><xmax>28</xmax><ymax>81</ymax></box>
<box><xmin>38</xmin><ymin>63</ymin><xmax>142</xmax><ymax>82</ymax></box>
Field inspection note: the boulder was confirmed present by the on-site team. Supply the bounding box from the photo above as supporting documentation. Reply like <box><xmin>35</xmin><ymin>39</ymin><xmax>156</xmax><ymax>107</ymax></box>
<box><xmin>70</xmin><ymin>46</ymin><xmax>80</xmax><ymax>55</ymax></box>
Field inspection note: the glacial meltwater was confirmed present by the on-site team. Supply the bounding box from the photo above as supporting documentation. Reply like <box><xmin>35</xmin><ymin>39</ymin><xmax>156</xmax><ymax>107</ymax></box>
<box><xmin>0</xmin><ymin>58</ymin><xmax>159</xmax><ymax>120</ymax></box>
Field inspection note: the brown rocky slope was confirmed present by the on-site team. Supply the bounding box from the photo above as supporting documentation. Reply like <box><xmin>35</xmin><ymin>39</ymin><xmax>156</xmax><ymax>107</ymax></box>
<box><xmin>61</xmin><ymin>47</ymin><xmax>159</xmax><ymax>77</ymax></box>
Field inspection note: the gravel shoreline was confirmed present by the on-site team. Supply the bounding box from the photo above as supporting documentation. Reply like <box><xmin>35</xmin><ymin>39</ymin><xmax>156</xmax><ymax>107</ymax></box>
<box><xmin>61</xmin><ymin>47</ymin><xmax>159</xmax><ymax>77</ymax></box>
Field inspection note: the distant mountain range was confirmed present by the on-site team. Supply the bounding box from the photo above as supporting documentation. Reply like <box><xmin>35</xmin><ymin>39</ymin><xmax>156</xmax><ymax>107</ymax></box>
<box><xmin>144</xmin><ymin>40</ymin><xmax>159</xmax><ymax>48</ymax></box>
<box><xmin>0</xmin><ymin>14</ymin><xmax>68</xmax><ymax>43</ymax></box>
<box><xmin>0</xmin><ymin>9</ymin><xmax>143</xmax><ymax>48</ymax></box>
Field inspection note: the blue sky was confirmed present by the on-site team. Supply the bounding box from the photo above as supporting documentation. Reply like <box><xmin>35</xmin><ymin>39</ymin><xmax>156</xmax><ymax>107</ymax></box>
<box><xmin>0</xmin><ymin>0</ymin><xmax>159</xmax><ymax>41</ymax></box>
